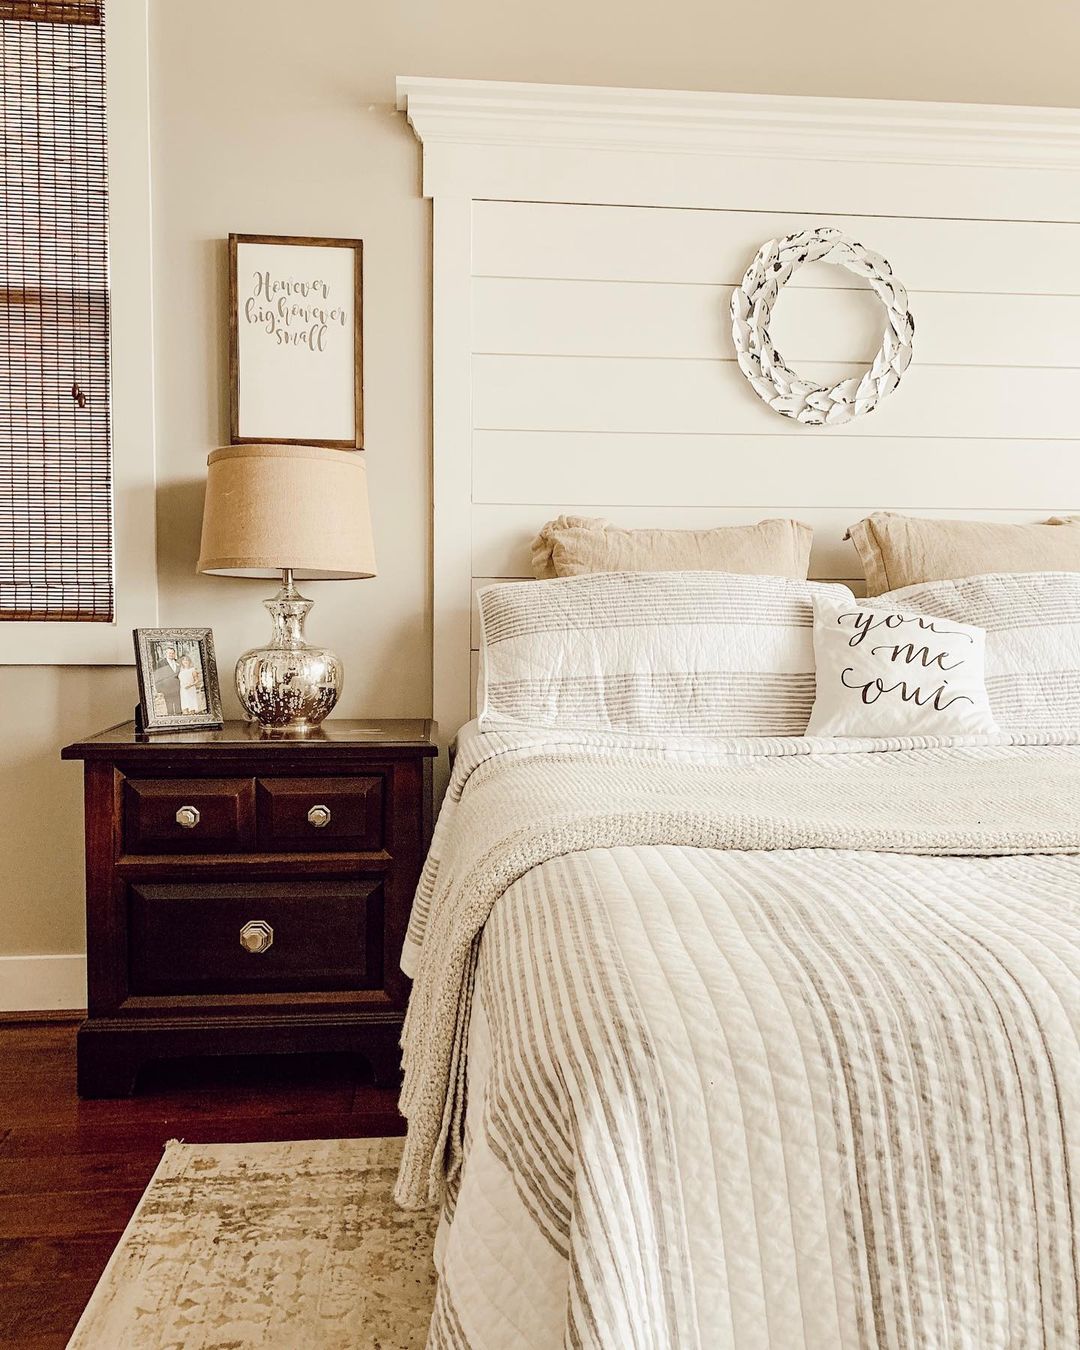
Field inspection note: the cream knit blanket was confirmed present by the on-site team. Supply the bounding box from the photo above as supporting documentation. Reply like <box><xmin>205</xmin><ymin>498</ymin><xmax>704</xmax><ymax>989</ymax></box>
<box><xmin>396</xmin><ymin>730</ymin><xmax>1080</xmax><ymax>1210</ymax></box>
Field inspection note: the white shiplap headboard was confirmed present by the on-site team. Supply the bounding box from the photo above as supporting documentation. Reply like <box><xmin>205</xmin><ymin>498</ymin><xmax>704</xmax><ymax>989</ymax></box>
<box><xmin>396</xmin><ymin>77</ymin><xmax>1080</xmax><ymax>755</ymax></box>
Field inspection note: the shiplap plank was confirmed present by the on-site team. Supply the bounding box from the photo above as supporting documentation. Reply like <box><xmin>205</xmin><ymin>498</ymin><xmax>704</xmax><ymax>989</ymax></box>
<box><xmin>473</xmin><ymin>278</ymin><xmax>1080</xmax><ymax>368</ymax></box>
<box><xmin>473</xmin><ymin>201</ymin><xmax>1080</xmax><ymax>294</ymax></box>
<box><xmin>474</xmin><ymin>355</ymin><xmax>1080</xmax><ymax>440</ymax></box>
<box><xmin>435</xmin><ymin>143</ymin><xmax>1080</xmax><ymax>222</ymax></box>
<box><xmin>470</xmin><ymin>504</ymin><xmax>1074</xmax><ymax>583</ymax></box>
<box><xmin>473</xmin><ymin>432</ymin><xmax>1080</xmax><ymax>510</ymax></box>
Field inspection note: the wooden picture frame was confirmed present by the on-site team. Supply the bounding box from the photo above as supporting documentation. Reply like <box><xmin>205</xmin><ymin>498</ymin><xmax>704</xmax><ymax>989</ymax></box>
<box><xmin>133</xmin><ymin>628</ymin><xmax>224</xmax><ymax>733</ymax></box>
<box><xmin>229</xmin><ymin>233</ymin><xmax>363</xmax><ymax>450</ymax></box>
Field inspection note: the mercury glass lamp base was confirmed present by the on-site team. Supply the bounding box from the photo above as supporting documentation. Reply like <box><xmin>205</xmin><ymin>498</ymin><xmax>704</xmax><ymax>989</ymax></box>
<box><xmin>235</xmin><ymin>573</ymin><xmax>343</xmax><ymax>734</ymax></box>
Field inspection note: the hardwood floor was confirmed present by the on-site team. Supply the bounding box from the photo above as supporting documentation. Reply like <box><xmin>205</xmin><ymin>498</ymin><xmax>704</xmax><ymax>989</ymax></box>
<box><xmin>0</xmin><ymin>1017</ymin><xmax>404</xmax><ymax>1350</ymax></box>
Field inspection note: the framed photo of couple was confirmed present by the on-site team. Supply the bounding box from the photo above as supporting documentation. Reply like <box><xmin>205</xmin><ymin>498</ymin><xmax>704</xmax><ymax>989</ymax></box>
<box><xmin>134</xmin><ymin>628</ymin><xmax>224</xmax><ymax>733</ymax></box>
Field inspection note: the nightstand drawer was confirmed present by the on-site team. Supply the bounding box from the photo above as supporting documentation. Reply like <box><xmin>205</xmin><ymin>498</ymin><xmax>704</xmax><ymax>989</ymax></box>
<box><xmin>124</xmin><ymin>778</ymin><xmax>256</xmax><ymax>854</ymax></box>
<box><xmin>128</xmin><ymin>879</ymin><xmax>383</xmax><ymax>995</ymax></box>
<box><xmin>256</xmin><ymin>776</ymin><xmax>383</xmax><ymax>852</ymax></box>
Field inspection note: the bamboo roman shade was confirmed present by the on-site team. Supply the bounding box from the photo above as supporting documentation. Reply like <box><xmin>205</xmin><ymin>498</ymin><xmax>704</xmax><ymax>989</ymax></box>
<box><xmin>1</xmin><ymin>0</ymin><xmax>112</xmax><ymax>621</ymax></box>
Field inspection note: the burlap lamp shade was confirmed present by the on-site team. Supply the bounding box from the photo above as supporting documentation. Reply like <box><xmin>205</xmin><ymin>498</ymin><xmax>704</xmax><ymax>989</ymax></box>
<box><xmin>197</xmin><ymin>444</ymin><xmax>376</xmax><ymax>580</ymax></box>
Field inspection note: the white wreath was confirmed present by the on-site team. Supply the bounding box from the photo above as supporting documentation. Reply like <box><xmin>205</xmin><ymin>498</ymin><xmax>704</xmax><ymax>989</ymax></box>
<box><xmin>730</xmin><ymin>227</ymin><xmax>915</xmax><ymax>426</ymax></box>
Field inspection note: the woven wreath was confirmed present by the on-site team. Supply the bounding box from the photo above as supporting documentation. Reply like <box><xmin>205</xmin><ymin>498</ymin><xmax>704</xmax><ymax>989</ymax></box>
<box><xmin>730</xmin><ymin>227</ymin><xmax>915</xmax><ymax>426</ymax></box>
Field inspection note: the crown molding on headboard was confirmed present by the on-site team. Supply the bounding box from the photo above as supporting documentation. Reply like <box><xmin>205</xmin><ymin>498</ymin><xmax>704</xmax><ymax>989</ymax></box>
<box><xmin>396</xmin><ymin>76</ymin><xmax>1080</xmax><ymax>173</ymax></box>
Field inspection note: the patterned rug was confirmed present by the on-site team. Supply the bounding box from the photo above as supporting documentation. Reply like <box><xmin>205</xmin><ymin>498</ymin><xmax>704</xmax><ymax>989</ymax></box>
<box><xmin>67</xmin><ymin>1136</ymin><xmax>438</xmax><ymax>1349</ymax></box>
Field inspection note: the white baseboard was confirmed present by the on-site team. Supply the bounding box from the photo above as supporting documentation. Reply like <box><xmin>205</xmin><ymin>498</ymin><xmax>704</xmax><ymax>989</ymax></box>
<box><xmin>0</xmin><ymin>954</ymin><xmax>87</xmax><ymax>1012</ymax></box>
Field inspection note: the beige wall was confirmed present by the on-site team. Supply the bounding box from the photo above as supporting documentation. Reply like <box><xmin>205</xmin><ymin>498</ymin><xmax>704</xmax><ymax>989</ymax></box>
<box><xmin>4</xmin><ymin>0</ymin><xmax>1080</xmax><ymax>972</ymax></box>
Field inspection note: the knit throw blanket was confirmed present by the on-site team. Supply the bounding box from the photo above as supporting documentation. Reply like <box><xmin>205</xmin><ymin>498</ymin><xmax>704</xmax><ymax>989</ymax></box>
<box><xmin>395</xmin><ymin>728</ymin><xmax>1080</xmax><ymax>1210</ymax></box>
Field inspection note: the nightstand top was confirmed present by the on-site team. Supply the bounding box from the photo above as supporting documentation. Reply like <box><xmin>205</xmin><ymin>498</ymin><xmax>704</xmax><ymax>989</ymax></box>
<box><xmin>62</xmin><ymin>718</ymin><xmax>437</xmax><ymax>760</ymax></box>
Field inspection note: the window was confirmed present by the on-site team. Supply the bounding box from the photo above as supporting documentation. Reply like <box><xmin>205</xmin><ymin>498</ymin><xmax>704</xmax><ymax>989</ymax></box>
<box><xmin>2</xmin><ymin>0</ymin><xmax>114</xmax><ymax>623</ymax></box>
<box><xmin>0</xmin><ymin>0</ymin><xmax>154</xmax><ymax>662</ymax></box>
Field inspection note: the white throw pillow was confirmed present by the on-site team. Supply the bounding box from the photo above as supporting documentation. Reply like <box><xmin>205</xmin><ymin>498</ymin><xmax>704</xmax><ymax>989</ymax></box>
<box><xmin>806</xmin><ymin>595</ymin><xmax>1000</xmax><ymax>738</ymax></box>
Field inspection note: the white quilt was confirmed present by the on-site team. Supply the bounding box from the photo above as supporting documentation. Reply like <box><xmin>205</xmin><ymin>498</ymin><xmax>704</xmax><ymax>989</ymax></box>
<box><xmin>399</xmin><ymin>723</ymin><xmax>1080</xmax><ymax>1348</ymax></box>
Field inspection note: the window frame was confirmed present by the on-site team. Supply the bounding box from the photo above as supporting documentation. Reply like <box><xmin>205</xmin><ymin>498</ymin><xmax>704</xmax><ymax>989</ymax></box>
<box><xmin>1</xmin><ymin>0</ymin><xmax>157</xmax><ymax>664</ymax></box>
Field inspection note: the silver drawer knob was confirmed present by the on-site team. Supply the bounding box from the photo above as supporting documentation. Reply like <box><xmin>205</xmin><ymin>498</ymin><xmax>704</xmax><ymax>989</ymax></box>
<box><xmin>307</xmin><ymin>804</ymin><xmax>331</xmax><ymax>829</ymax></box>
<box><xmin>240</xmin><ymin>920</ymin><xmax>273</xmax><ymax>954</ymax></box>
<box><xmin>175</xmin><ymin>805</ymin><xmax>201</xmax><ymax>829</ymax></box>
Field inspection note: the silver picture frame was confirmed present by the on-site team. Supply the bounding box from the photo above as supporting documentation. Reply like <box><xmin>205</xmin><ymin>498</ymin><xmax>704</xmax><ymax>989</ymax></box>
<box><xmin>133</xmin><ymin>627</ymin><xmax>224</xmax><ymax>733</ymax></box>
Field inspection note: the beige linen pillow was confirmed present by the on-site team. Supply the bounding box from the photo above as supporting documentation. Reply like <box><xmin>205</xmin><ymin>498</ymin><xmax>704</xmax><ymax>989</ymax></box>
<box><xmin>848</xmin><ymin>512</ymin><xmax>1080</xmax><ymax>594</ymax></box>
<box><xmin>531</xmin><ymin>515</ymin><xmax>812</xmax><ymax>580</ymax></box>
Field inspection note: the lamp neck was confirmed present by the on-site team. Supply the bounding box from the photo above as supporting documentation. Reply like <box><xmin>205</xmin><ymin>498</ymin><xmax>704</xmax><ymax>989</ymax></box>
<box><xmin>265</xmin><ymin>569</ymin><xmax>313</xmax><ymax>649</ymax></box>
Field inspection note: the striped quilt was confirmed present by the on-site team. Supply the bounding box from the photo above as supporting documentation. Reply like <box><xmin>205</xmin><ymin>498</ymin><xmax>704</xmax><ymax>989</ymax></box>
<box><xmin>398</xmin><ymin>723</ymin><xmax>1080</xmax><ymax>1348</ymax></box>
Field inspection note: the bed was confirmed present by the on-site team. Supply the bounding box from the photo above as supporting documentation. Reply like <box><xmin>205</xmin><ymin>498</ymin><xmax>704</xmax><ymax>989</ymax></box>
<box><xmin>393</xmin><ymin>74</ymin><xmax>1080</xmax><ymax>1347</ymax></box>
<box><xmin>395</xmin><ymin>561</ymin><xmax>1080</xmax><ymax>1346</ymax></box>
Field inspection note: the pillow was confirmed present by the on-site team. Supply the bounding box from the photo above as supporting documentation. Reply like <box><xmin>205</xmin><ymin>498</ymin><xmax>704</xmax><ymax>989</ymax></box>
<box><xmin>847</xmin><ymin>512</ymin><xmax>1080</xmax><ymax>594</ymax></box>
<box><xmin>477</xmin><ymin>570</ymin><xmax>854</xmax><ymax>738</ymax></box>
<box><xmin>806</xmin><ymin>594</ymin><xmax>999</xmax><ymax>739</ymax></box>
<box><xmin>530</xmin><ymin>515</ymin><xmax>812</xmax><ymax>580</ymax></box>
<box><xmin>874</xmin><ymin>571</ymin><xmax>1080</xmax><ymax>735</ymax></box>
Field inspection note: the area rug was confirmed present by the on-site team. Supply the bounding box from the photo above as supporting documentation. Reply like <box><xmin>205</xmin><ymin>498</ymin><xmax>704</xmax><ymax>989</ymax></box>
<box><xmin>67</xmin><ymin>1136</ymin><xmax>438</xmax><ymax>1349</ymax></box>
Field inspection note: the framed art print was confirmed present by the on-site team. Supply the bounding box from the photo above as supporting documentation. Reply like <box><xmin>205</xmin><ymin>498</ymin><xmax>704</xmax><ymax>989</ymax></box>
<box><xmin>133</xmin><ymin>628</ymin><xmax>224</xmax><ymax>733</ymax></box>
<box><xmin>229</xmin><ymin>233</ymin><xmax>363</xmax><ymax>449</ymax></box>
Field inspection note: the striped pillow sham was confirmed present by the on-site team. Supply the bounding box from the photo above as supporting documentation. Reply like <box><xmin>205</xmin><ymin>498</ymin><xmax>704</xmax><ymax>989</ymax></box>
<box><xmin>477</xmin><ymin>570</ymin><xmax>855</xmax><ymax>737</ymax></box>
<box><xmin>873</xmin><ymin>571</ymin><xmax>1080</xmax><ymax>734</ymax></box>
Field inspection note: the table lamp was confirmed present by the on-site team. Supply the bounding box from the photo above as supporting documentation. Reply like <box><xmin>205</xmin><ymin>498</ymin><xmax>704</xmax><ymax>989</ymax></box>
<box><xmin>197</xmin><ymin>444</ymin><xmax>376</xmax><ymax>734</ymax></box>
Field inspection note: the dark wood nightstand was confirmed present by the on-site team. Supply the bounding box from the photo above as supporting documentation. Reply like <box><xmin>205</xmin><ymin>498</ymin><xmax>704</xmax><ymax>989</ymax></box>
<box><xmin>61</xmin><ymin>719</ymin><xmax>436</xmax><ymax>1097</ymax></box>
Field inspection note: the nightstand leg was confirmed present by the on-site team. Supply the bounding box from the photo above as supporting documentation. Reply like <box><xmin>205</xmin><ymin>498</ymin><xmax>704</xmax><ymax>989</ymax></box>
<box><xmin>364</xmin><ymin>1024</ymin><xmax>404</xmax><ymax>1089</ymax></box>
<box><xmin>76</xmin><ymin>1024</ymin><xmax>142</xmax><ymax>1098</ymax></box>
